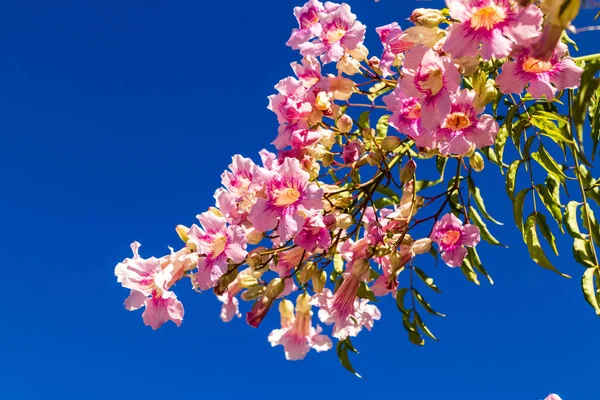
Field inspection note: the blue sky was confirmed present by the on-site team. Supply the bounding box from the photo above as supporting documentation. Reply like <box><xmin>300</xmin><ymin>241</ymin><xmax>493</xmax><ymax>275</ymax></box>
<box><xmin>1</xmin><ymin>1</ymin><xmax>599</xmax><ymax>399</ymax></box>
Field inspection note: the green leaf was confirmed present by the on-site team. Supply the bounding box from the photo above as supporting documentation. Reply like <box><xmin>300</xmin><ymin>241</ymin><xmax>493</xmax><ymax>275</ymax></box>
<box><xmin>368</xmin><ymin>82</ymin><xmax>393</xmax><ymax>102</ymax></box>
<box><xmin>531</xmin><ymin>147</ymin><xmax>567</xmax><ymax>186</ymax></box>
<box><xmin>413</xmin><ymin>266</ymin><xmax>442</xmax><ymax>293</ymax></box>
<box><xmin>336</xmin><ymin>339</ymin><xmax>362</xmax><ymax>378</ymax></box>
<box><xmin>582</xmin><ymin>268</ymin><xmax>600</xmax><ymax>316</ymax></box>
<box><xmin>513</xmin><ymin>188</ymin><xmax>530</xmax><ymax>236</ymax></box>
<box><xmin>467</xmin><ymin>247</ymin><xmax>494</xmax><ymax>285</ymax></box>
<box><xmin>574</xmin><ymin>60</ymin><xmax>600</xmax><ymax>144</ymax></box>
<box><xmin>414</xmin><ymin>312</ymin><xmax>438</xmax><ymax>341</ymax></box>
<box><xmin>582</xmin><ymin>204</ymin><xmax>600</xmax><ymax>247</ymax></box>
<box><xmin>565</xmin><ymin>201</ymin><xmax>585</xmax><ymax>239</ymax></box>
<box><xmin>573</xmin><ymin>238</ymin><xmax>596</xmax><ymax>268</ymax></box>
<box><xmin>468</xmin><ymin>176</ymin><xmax>502</xmax><ymax>225</ymax></box>
<box><xmin>535</xmin><ymin>213</ymin><xmax>559</xmax><ymax>256</ymax></box>
<box><xmin>506</xmin><ymin>160</ymin><xmax>521</xmax><ymax>200</ymax></box>
<box><xmin>469</xmin><ymin>207</ymin><xmax>504</xmax><ymax>246</ymax></box>
<box><xmin>591</xmin><ymin>86</ymin><xmax>600</xmax><ymax>159</ymax></box>
<box><xmin>395</xmin><ymin>287</ymin><xmax>410</xmax><ymax>315</ymax></box>
<box><xmin>460</xmin><ymin>257</ymin><xmax>480</xmax><ymax>285</ymax></box>
<box><xmin>402</xmin><ymin>313</ymin><xmax>424</xmax><ymax>346</ymax></box>
<box><xmin>524</xmin><ymin>213</ymin><xmax>570</xmax><ymax>278</ymax></box>
<box><xmin>376</xmin><ymin>184</ymin><xmax>400</xmax><ymax>204</ymax></box>
<box><xmin>494</xmin><ymin>125</ymin><xmax>509</xmax><ymax>168</ymax></box>
<box><xmin>535</xmin><ymin>184</ymin><xmax>564</xmax><ymax>233</ymax></box>
<box><xmin>413</xmin><ymin>288</ymin><xmax>445</xmax><ymax>317</ymax></box>
<box><xmin>375</xmin><ymin>114</ymin><xmax>390</xmax><ymax>137</ymax></box>
<box><xmin>531</xmin><ymin>114</ymin><xmax>573</xmax><ymax>144</ymax></box>
<box><xmin>357</xmin><ymin>281</ymin><xmax>377</xmax><ymax>302</ymax></box>
<box><xmin>357</xmin><ymin>110</ymin><xmax>370</xmax><ymax>130</ymax></box>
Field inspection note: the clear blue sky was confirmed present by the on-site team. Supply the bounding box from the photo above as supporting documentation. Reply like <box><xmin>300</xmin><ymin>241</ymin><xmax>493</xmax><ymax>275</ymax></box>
<box><xmin>1</xmin><ymin>1</ymin><xmax>599</xmax><ymax>399</ymax></box>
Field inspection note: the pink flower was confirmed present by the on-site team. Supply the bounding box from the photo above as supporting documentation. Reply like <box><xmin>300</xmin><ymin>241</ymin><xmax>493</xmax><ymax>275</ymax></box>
<box><xmin>268</xmin><ymin>77</ymin><xmax>314</xmax><ymax>124</ymax></box>
<box><xmin>384</xmin><ymin>86</ymin><xmax>425</xmax><ymax>141</ymax></box>
<box><xmin>248</xmin><ymin>157</ymin><xmax>323</xmax><ymax>242</ymax></box>
<box><xmin>219</xmin><ymin>154</ymin><xmax>261</xmax><ymax>220</ymax></box>
<box><xmin>270</xmin><ymin>246</ymin><xmax>305</xmax><ymax>296</ymax></box>
<box><xmin>287</xmin><ymin>0</ymin><xmax>325</xmax><ymax>50</ymax></box>
<box><xmin>295</xmin><ymin>213</ymin><xmax>331</xmax><ymax>252</ymax></box>
<box><xmin>269</xmin><ymin>294</ymin><xmax>333</xmax><ymax>360</ymax></box>
<box><xmin>313</xmin><ymin>260</ymin><xmax>381</xmax><ymax>339</ymax></box>
<box><xmin>443</xmin><ymin>0</ymin><xmax>543</xmax><ymax>60</ymax></box>
<box><xmin>291</xmin><ymin>56</ymin><xmax>322</xmax><ymax>89</ymax></box>
<box><xmin>418</xmin><ymin>89</ymin><xmax>499</xmax><ymax>156</ymax></box>
<box><xmin>115</xmin><ymin>242</ymin><xmax>184</xmax><ymax>330</ymax></box>
<box><xmin>188</xmin><ymin>210</ymin><xmax>248</xmax><ymax>290</ymax></box>
<box><xmin>272</xmin><ymin>121</ymin><xmax>322</xmax><ymax>151</ymax></box>
<box><xmin>341</xmin><ymin>139</ymin><xmax>363</xmax><ymax>164</ymax></box>
<box><xmin>376</xmin><ymin>22</ymin><xmax>414</xmax><ymax>76</ymax></box>
<box><xmin>544</xmin><ymin>395</ymin><xmax>563</xmax><ymax>400</ymax></box>
<box><xmin>430</xmin><ymin>213</ymin><xmax>480</xmax><ymax>267</ymax></box>
<box><xmin>298</xmin><ymin>3</ymin><xmax>366</xmax><ymax>64</ymax></box>
<box><xmin>399</xmin><ymin>45</ymin><xmax>460</xmax><ymax>130</ymax></box>
<box><xmin>496</xmin><ymin>43</ymin><xmax>583</xmax><ymax>100</ymax></box>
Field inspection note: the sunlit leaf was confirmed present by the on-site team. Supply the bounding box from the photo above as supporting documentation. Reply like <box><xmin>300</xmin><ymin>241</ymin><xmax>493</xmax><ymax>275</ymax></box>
<box><xmin>524</xmin><ymin>213</ymin><xmax>570</xmax><ymax>278</ymax></box>
<box><xmin>536</xmin><ymin>213</ymin><xmax>559</xmax><ymax>256</ymax></box>
<box><xmin>565</xmin><ymin>201</ymin><xmax>585</xmax><ymax>239</ymax></box>
<box><xmin>469</xmin><ymin>207</ymin><xmax>504</xmax><ymax>246</ymax></box>
<box><xmin>573</xmin><ymin>238</ymin><xmax>596</xmax><ymax>268</ymax></box>
<box><xmin>582</xmin><ymin>268</ymin><xmax>600</xmax><ymax>315</ymax></box>
<box><xmin>414</xmin><ymin>312</ymin><xmax>438</xmax><ymax>341</ymax></box>
<box><xmin>376</xmin><ymin>114</ymin><xmax>390</xmax><ymax>137</ymax></box>
<box><xmin>531</xmin><ymin>147</ymin><xmax>567</xmax><ymax>186</ymax></box>
<box><xmin>336</xmin><ymin>339</ymin><xmax>362</xmax><ymax>378</ymax></box>
<box><xmin>413</xmin><ymin>288</ymin><xmax>445</xmax><ymax>317</ymax></box>
<box><xmin>514</xmin><ymin>188</ymin><xmax>530</xmax><ymax>236</ymax></box>
<box><xmin>535</xmin><ymin>184</ymin><xmax>564</xmax><ymax>232</ymax></box>
<box><xmin>467</xmin><ymin>247</ymin><xmax>494</xmax><ymax>285</ymax></box>
<box><xmin>506</xmin><ymin>160</ymin><xmax>521</xmax><ymax>200</ymax></box>
<box><xmin>413</xmin><ymin>266</ymin><xmax>442</xmax><ymax>293</ymax></box>
<box><xmin>468</xmin><ymin>176</ymin><xmax>502</xmax><ymax>225</ymax></box>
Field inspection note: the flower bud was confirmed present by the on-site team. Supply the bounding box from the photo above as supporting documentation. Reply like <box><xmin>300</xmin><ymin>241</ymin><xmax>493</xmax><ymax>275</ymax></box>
<box><xmin>337</xmin><ymin>213</ymin><xmax>354</xmax><ymax>229</ymax></box>
<box><xmin>474</xmin><ymin>79</ymin><xmax>497</xmax><ymax>108</ymax></box>
<box><xmin>315</xmin><ymin>91</ymin><xmax>332</xmax><ymax>111</ymax></box>
<box><xmin>175</xmin><ymin>225</ymin><xmax>189</xmax><ymax>243</ymax></box>
<box><xmin>336</xmin><ymin>114</ymin><xmax>353</xmax><ymax>134</ymax></box>
<box><xmin>296</xmin><ymin>293</ymin><xmax>312</xmax><ymax>315</ymax></box>
<box><xmin>453</xmin><ymin>56</ymin><xmax>480</xmax><ymax>76</ymax></box>
<box><xmin>362</xmin><ymin>127</ymin><xmax>375</xmax><ymax>140</ymax></box>
<box><xmin>410</xmin><ymin>8</ymin><xmax>445</xmax><ymax>27</ymax></box>
<box><xmin>312</xmin><ymin>270</ymin><xmax>327</xmax><ymax>293</ymax></box>
<box><xmin>366</xmin><ymin>151</ymin><xmax>382</xmax><ymax>166</ymax></box>
<box><xmin>245</xmin><ymin>228</ymin><xmax>264</xmax><ymax>245</ymax></box>
<box><xmin>278</xmin><ymin>299</ymin><xmax>295</xmax><ymax>327</ymax></box>
<box><xmin>348</xmin><ymin>44</ymin><xmax>368</xmax><ymax>61</ymax></box>
<box><xmin>470</xmin><ymin>151</ymin><xmax>485</xmax><ymax>172</ymax></box>
<box><xmin>337</xmin><ymin>55</ymin><xmax>361</xmax><ymax>76</ymax></box>
<box><xmin>208</xmin><ymin>207</ymin><xmax>223</xmax><ymax>217</ymax></box>
<box><xmin>322</xmin><ymin>153</ymin><xmax>335</xmax><ymax>167</ymax></box>
<box><xmin>381</xmin><ymin>136</ymin><xmax>402</xmax><ymax>152</ymax></box>
<box><xmin>368</xmin><ymin>56</ymin><xmax>383</xmax><ymax>75</ymax></box>
<box><xmin>299</xmin><ymin>261</ymin><xmax>317</xmax><ymax>284</ymax></box>
<box><xmin>246</xmin><ymin>278</ymin><xmax>286</xmax><ymax>328</ymax></box>
<box><xmin>412</xmin><ymin>238</ymin><xmax>432</xmax><ymax>255</ymax></box>
<box><xmin>214</xmin><ymin>268</ymin><xmax>239</xmax><ymax>296</ymax></box>
<box><xmin>241</xmin><ymin>285</ymin><xmax>265</xmax><ymax>301</ymax></box>
<box><xmin>239</xmin><ymin>275</ymin><xmax>259</xmax><ymax>288</ymax></box>
<box><xmin>400</xmin><ymin>159</ymin><xmax>417</xmax><ymax>183</ymax></box>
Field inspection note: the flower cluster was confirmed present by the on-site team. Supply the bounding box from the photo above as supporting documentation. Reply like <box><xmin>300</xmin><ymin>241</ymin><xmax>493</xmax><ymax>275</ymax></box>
<box><xmin>114</xmin><ymin>0</ymin><xmax>584</xmax><ymax>369</ymax></box>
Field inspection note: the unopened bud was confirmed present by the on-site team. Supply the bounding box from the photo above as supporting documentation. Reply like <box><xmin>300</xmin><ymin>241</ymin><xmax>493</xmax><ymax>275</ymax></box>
<box><xmin>400</xmin><ymin>159</ymin><xmax>417</xmax><ymax>183</ymax></box>
<box><xmin>239</xmin><ymin>275</ymin><xmax>259</xmax><ymax>288</ymax></box>
<box><xmin>366</xmin><ymin>151</ymin><xmax>382</xmax><ymax>166</ymax></box>
<box><xmin>453</xmin><ymin>56</ymin><xmax>480</xmax><ymax>76</ymax></box>
<box><xmin>470</xmin><ymin>151</ymin><xmax>485</xmax><ymax>172</ymax></box>
<box><xmin>312</xmin><ymin>270</ymin><xmax>327</xmax><ymax>293</ymax></box>
<box><xmin>322</xmin><ymin>153</ymin><xmax>335</xmax><ymax>167</ymax></box>
<box><xmin>246</xmin><ymin>278</ymin><xmax>286</xmax><ymax>328</ymax></box>
<box><xmin>337</xmin><ymin>213</ymin><xmax>354</xmax><ymax>229</ymax></box>
<box><xmin>296</xmin><ymin>293</ymin><xmax>312</xmax><ymax>315</ymax></box>
<box><xmin>410</xmin><ymin>8</ymin><xmax>445</xmax><ymax>27</ymax></box>
<box><xmin>337</xmin><ymin>55</ymin><xmax>361</xmax><ymax>76</ymax></box>
<box><xmin>278</xmin><ymin>299</ymin><xmax>295</xmax><ymax>326</ymax></box>
<box><xmin>246</xmin><ymin>252</ymin><xmax>264</xmax><ymax>268</ymax></box>
<box><xmin>175</xmin><ymin>225</ymin><xmax>189</xmax><ymax>243</ymax></box>
<box><xmin>214</xmin><ymin>268</ymin><xmax>239</xmax><ymax>296</ymax></box>
<box><xmin>315</xmin><ymin>91</ymin><xmax>332</xmax><ymax>111</ymax></box>
<box><xmin>299</xmin><ymin>261</ymin><xmax>317</xmax><ymax>284</ymax></box>
<box><xmin>336</xmin><ymin>114</ymin><xmax>353</xmax><ymax>134</ymax></box>
<box><xmin>348</xmin><ymin>44</ymin><xmax>368</xmax><ymax>61</ymax></box>
<box><xmin>368</xmin><ymin>56</ymin><xmax>383</xmax><ymax>75</ymax></box>
<box><xmin>208</xmin><ymin>207</ymin><xmax>223</xmax><ymax>217</ymax></box>
<box><xmin>474</xmin><ymin>79</ymin><xmax>497</xmax><ymax>108</ymax></box>
<box><xmin>246</xmin><ymin>228</ymin><xmax>264</xmax><ymax>245</ymax></box>
<box><xmin>362</xmin><ymin>127</ymin><xmax>375</xmax><ymax>140</ymax></box>
<box><xmin>241</xmin><ymin>285</ymin><xmax>264</xmax><ymax>301</ymax></box>
<box><xmin>412</xmin><ymin>238</ymin><xmax>432</xmax><ymax>254</ymax></box>
<box><xmin>381</xmin><ymin>136</ymin><xmax>402</xmax><ymax>152</ymax></box>
<box><xmin>265</xmin><ymin>278</ymin><xmax>286</xmax><ymax>299</ymax></box>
